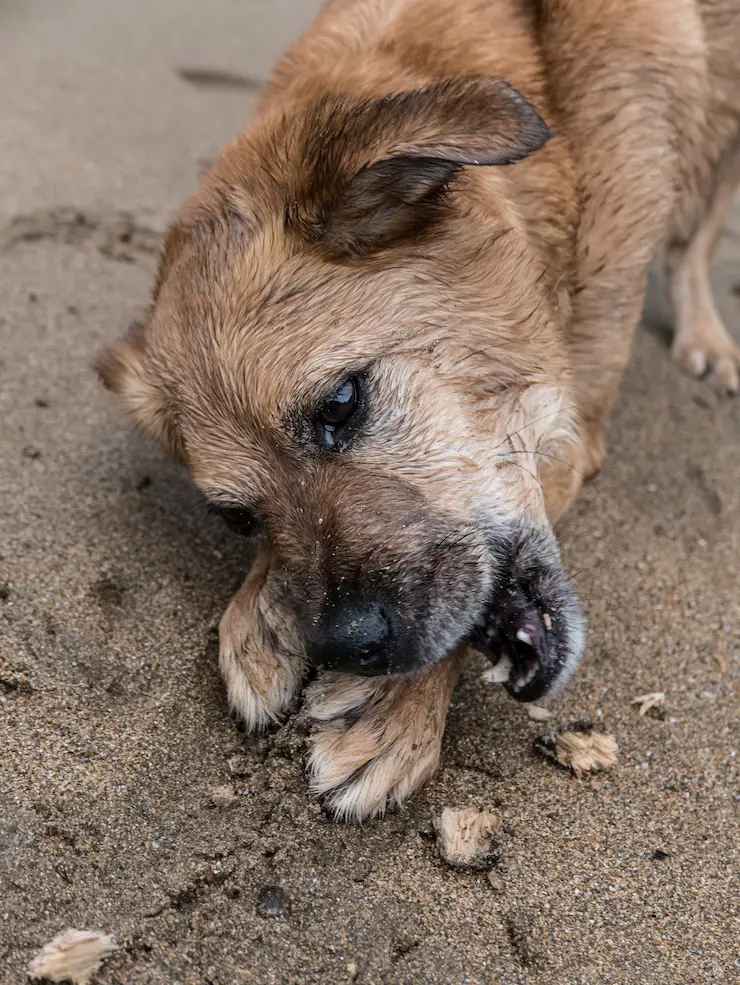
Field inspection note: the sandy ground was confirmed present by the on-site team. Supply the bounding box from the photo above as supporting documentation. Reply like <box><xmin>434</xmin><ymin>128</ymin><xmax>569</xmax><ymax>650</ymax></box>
<box><xmin>1</xmin><ymin>2</ymin><xmax>738</xmax><ymax>983</ymax></box>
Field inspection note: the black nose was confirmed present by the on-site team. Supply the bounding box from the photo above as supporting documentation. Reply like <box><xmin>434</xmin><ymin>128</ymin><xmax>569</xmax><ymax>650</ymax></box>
<box><xmin>311</xmin><ymin>600</ymin><xmax>395</xmax><ymax>674</ymax></box>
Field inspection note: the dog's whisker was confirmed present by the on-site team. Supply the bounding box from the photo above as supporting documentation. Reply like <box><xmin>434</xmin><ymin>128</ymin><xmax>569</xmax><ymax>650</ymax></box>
<box><xmin>490</xmin><ymin>404</ymin><xmax>580</xmax><ymax>455</ymax></box>
<box><xmin>495</xmin><ymin>448</ymin><xmax>587</xmax><ymax>478</ymax></box>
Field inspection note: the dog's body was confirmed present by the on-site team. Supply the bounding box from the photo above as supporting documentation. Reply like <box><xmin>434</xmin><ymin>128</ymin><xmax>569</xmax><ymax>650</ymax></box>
<box><xmin>98</xmin><ymin>0</ymin><xmax>740</xmax><ymax>820</ymax></box>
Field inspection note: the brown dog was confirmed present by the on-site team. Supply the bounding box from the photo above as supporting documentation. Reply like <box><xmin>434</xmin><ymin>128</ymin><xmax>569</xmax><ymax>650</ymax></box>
<box><xmin>96</xmin><ymin>0</ymin><xmax>740</xmax><ymax>821</ymax></box>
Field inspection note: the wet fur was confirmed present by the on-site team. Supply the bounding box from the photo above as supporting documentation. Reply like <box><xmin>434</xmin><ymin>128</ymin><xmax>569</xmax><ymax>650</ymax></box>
<box><xmin>97</xmin><ymin>0</ymin><xmax>740</xmax><ymax>820</ymax></box>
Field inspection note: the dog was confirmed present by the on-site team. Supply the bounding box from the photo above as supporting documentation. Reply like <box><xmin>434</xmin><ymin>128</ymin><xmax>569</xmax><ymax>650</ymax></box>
<box><xmin>96</xmin><ymin>0</ymin><xmax>740</xmax><ymax>821</ymax></box>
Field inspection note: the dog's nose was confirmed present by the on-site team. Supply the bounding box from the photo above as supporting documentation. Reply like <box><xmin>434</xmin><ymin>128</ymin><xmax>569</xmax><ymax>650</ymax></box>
<box><xmin>311</xmin><ymin>600</ymin><xmax>395</xmax><ymax>674</ymax></box>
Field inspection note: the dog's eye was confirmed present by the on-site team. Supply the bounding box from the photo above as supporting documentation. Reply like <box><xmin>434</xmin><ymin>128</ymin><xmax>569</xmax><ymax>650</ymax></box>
<box><xmin>317</xmin><ymin>376</ymin><xmax>360</xmax><ymax>447</ymax></box>
<box><xmin>213</xmin><ymin>505</ymin><xmax>258</xmax><ymax>537</ymax></box>
<box><xmin>321</xmin><ymin>377</ymin><xmax>359</xmax><ymax>426</ymax></box>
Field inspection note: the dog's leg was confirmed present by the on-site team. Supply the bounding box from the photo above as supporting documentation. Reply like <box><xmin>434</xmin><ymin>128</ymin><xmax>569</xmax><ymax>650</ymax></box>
<box><xmin>667</xmin><ymin>156</ymin><xmax>740</xmax><ymax>394</ymax></box>
<box><xmin>219</xmin><ymin>546</ymin><xmax>306</xmax><ymax>730</ymax></box>
<box><xmin>535</xmin><ymin>2</ymin><xmax>715</xmax><ymax>515</ymax></box>
<box><xmin>303</xmin><ymin>647</ymin><xmax>469</xmax><ymax>821</ymax></box>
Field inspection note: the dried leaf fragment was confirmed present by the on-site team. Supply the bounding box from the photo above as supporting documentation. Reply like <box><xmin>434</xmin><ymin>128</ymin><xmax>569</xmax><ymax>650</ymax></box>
<box><xmin>433</xmin><ymin>807</ymin><xmax>502</xmax><ymax>869</ymax></box>
<box><xmin>631</xmin><ymin>691</ymin><xmax>665</xmax><ymax>716</ymax></box>
<box><xmin>28</xmin><ymin>929</ymin><xmax>118</xmax><ymax>984</ymax></box>
<box><xmin>554</xmin><ymin>730</ymin><xmax>618</xmax><ymax>778</ymax></box>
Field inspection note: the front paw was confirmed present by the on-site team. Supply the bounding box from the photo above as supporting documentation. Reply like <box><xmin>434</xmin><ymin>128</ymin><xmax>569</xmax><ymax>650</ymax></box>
<box><xmin>219</xmin><ymin>559</ymin><xmax>305</xmax><ymax>732</ymax></box>
<box><xmin>302</xmin><ymin>652</ymin><xmax>466</xmax><ymax>822</ymax></box>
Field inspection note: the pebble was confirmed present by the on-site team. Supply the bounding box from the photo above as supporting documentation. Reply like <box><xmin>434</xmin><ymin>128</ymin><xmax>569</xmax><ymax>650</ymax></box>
<box><xmin>256</xmin><ymin>886</ymin><xmax>289</xmax><ymax>918</ymax></box>
<box><xmin>527</xmin><ymin>704</ymin><xmax>553</xmax><ymax>722</ymax></box>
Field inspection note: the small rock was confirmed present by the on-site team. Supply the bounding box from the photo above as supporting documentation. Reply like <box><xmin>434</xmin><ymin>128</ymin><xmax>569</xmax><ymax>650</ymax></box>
<box><xmin>652</xmin><ymin>849</ymin><xmax>669</xmax><ymax>861</ymax></box>
<box><xmin>28</xmin><ymin>929</ymin><xmax>118</xmax><ymax>984</ymax></box>
<box><xmin>527</xmin><ymin>704</ymin><xmax>553</xmax><ymax>722</ymax></box>
<box><xmin>209</xmin><ymin>785</ymin><xmax>237</xmax><ymax>808</ymax></box>
<box><xmin>256</xmin><ymin>886</ymin><xmax>289</xmax><ymax>918</ymax></box>
<box><xmin>433</xmin><ymin>807</ymin><xmax>502</xmax><ymax>870</ymax></box>
<box><xmin>346</xmin><ymin>962</ymin><xmax>358</xmax><ymax>979</ymax></box>
<box><xmin>487</xmin><ymin>870</ymin><xmax>505</xmax><ymax>892</ymax></box>
<box><xmin>22</xmin><ymin>445</ymin><xmax>42</xmax><ymax>460</ymax></box>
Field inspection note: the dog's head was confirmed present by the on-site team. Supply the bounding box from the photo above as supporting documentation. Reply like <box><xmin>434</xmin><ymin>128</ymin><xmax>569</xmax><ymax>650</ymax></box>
<box><xmin>96</xmin><ymin>77</ymin><xmax>584</xmax><ymax>700</ymax></box>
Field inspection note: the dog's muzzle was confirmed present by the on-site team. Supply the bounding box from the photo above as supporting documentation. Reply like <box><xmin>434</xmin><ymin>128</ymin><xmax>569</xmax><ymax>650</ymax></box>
<box><xmin>305</xmin><ymin>526</ymin><xmax>584</xmax><ymax>694</ymax></box>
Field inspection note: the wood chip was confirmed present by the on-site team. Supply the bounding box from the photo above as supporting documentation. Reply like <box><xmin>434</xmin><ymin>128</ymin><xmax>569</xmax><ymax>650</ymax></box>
<box><xmin>433</xmin><ymin>807</ymin><xmax>502</xmax><ymax>870</ymax></box>
<box><xmin>535</xmin><ymin>723</ymin><xmax>618</xmax><ymax>778</ymax></box>
<box><xmin>527</xmin><ymin>704</ymin><xmax>553</xmax><ymax>721</ymax></box>
<box><xmin>28</xmin><ymin>929</ymin><xmax>118</xmax><ymax>984</ymax></box>
<box><xmin>631</xmin><ymin>691</ymin><xmax>665</xmax><ymax>716</ymax></box>
<box><xmin>554</xmin><ymin>730</ymin><xmax>618</xmax><ymax>778</ymax></box>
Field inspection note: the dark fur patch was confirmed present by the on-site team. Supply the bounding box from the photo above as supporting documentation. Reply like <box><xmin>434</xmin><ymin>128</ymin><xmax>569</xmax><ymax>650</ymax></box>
<box><xmin>283</xmin><ymin>78</ymin><xmax>551</xmax><ymax>257</ymax></box>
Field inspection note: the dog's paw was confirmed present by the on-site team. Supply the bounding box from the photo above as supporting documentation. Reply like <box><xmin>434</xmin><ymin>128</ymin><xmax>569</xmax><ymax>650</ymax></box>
<box><xmin>303</xmin><ymin>654</ymin><xmax>465</xmax><ymax>822</ymax></box>
<box><xmin>219</xmin><ymin>627</ymin><xmax>301</xmax><ymax>732</ymax></box>
<box><xmin>219</xmin><ymin>560</ymin><xmax>305</xmax><ymax>731</ymax></box>
<box><xmin>672</xmin><ymin>314</ymin><xmax>740</xmax><ymax>395</ymax></box>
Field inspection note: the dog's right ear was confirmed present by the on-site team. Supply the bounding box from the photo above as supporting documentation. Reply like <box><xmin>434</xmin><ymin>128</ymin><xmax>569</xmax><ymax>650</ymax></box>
<box><xmin>289</xmin><ymin>77</ymin><xmax>551</xmax><ymax>258</ymax></box>
<box><xmin>94</xmin><ymin>320</ymin><xmax>183</xmax><ymax>460</ymax></box>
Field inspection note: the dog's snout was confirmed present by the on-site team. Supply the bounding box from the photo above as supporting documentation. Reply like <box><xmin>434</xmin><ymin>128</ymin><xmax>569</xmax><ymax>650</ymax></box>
<box><xmin>311</xmin><ymin>599</ymin><xmax>397</xmax><ymax>674</ymax></box>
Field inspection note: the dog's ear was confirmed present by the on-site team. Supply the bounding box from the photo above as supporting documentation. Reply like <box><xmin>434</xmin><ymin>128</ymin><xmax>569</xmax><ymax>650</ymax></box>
<box><xmin>290</xmin><ymin>77</ymin><xmax>551</xmax><ymax>258</ymax></box>
<box><xmin>94</xmin><ymin>320</ymin><xmax>183</xmax><ymax>460</ymax></box>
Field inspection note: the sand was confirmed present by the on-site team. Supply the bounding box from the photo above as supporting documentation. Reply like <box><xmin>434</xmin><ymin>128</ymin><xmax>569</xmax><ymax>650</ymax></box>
<box><xmin>1</xmin><ymin>2</ymin><xmax>738</xmax><ymax>983</ymax></box>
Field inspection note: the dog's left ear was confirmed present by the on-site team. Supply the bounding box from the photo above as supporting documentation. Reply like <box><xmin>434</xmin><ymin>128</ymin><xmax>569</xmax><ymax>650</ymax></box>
<box><xmin>94</xmin><ymin>320</ymin><xmax>183</xmax><ymax>460</ymax></box>
<box><xmin>291</xmin><ymin>77</ymin><xmax>551</xmax><ymax>258</ymax></box>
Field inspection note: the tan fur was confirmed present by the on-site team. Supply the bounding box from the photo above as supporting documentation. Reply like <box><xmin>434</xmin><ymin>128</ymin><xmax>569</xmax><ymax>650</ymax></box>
<box><xmin>96</xmin><ymin>0</ymin><xmax>740</xmax><ymax>821</ymax></box>
<box><xmin>304</xmin><ymin>647</ymin><xmax>467</xmax><ymax>820</ymax></box>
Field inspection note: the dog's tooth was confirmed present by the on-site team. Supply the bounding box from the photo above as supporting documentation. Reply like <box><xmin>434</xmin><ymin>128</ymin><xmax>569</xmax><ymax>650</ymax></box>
<box><xmin>516</xmin><ymin>629</ymin><xmax>533</xmax><ymax>646</ymax></box>
<box><xmin>483</xmin><ymin>653</ymin><xmax>513</xmax><ymax>684</ymax></box>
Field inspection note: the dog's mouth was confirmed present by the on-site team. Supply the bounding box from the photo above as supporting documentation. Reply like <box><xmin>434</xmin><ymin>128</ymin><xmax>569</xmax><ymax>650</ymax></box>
<box><xmin>469</xmin><ymin>536</ymin><xmax>584</xmax><ymax>702</ymax></box>
<box><xmin>470</xmin><ymin>588</ymin><xmax>555</xmax><ymax>701</ymax></box>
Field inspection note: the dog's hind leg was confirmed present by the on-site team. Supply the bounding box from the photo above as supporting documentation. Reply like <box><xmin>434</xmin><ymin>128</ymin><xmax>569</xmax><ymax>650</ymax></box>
<box><xmin>667</xmin><ymin>147</ymin><xmax>740</xmax><ymax>395</ymax></box>
<box><xmin>302</xmin><ymin>647</ymin><xmax>469</xmax><ymax>822</ymax></box>
<box><xmin>219</xmin><ymin>546</ymin><xmax>307</xmax><ymax>730</ymax></box>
